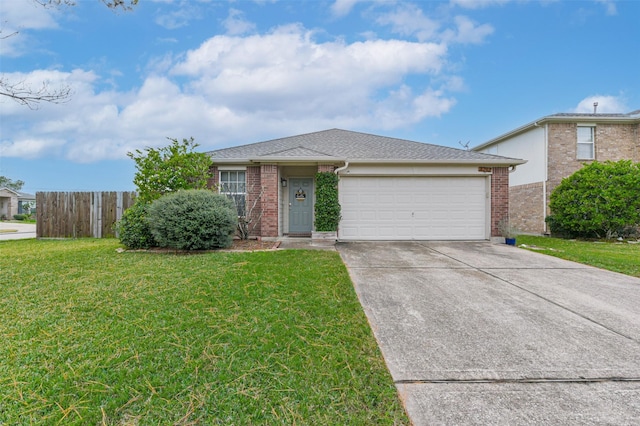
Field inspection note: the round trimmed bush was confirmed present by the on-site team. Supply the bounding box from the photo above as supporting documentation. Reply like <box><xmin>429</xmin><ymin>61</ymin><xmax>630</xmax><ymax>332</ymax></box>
<box><xmin>147</xmin><ymin>190</ymin><xmax>237</xmax><ymax>250</ymax></box>
<box><xmin>116</xmin><ymin>201</ymin><xmax>157</xmax><ymax>249</ymax></box>
<box><xmin>547</xmin><ymin>160</ymin><xmax>640</xmax><ymax>239</ymax></box>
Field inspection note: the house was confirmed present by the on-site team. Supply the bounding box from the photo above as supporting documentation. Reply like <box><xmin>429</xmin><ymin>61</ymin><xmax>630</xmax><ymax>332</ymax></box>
<box><xmin>0</xmin><ymin>188</ymin><xmax>36</xmax><ymax>220</ymax></box>
<box><xmin>207</xmin><ymin>129</ymin><xmax>525</xmax><ymax>241</ymax></box>
<box><xmin>473</xmin><ymin>109</ymin><xmax>640</xmax><ymax>234</ymax></box>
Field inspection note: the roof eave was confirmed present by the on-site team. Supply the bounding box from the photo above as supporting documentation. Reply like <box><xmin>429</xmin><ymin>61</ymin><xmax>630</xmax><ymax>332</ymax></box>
<box><xmin>473</xmin><ymin>113</ymin><xmax>640</xmax><ymax>151</ymax></box>
<box><xmin>350</xmin><ymin>158</ymin><xmax>527</xmax><ymax>166</ymax></box>
<box><xmin>211</xmin><ymin>156</ymin><xmax>345</xmax><ymax>164</ymax></box>
<box><xmin>211</xmin><ymin>158</ymin><xmax>526</xmax><ymax>166</ymax></box>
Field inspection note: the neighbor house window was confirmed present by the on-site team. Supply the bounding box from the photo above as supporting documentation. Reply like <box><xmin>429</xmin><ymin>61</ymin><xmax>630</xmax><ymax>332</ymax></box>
<box><xmin>577</xmin><ymin>126</ymin><xmax>595</xmax><ymax>160</ymax></box>
<box><xmin>219</xmin><ymin>170</ymin><xmax>246</xmax><ymax>216</ymax></box>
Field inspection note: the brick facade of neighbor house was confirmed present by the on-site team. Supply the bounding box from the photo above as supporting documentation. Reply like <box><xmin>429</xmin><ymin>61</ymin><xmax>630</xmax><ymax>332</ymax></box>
<box><xmin>509</xmin><ymin>182</ymin><xmax>545</xmax><ymax>233</ymax></box>
<box><xmin>490</xmin><ymin>167</ymin><xmax>510</xmax><ymax>237</ymax></box>
<box><xmin>546</xmin><ymin>122</ymin><xmax>640</xmax><ymax>220</ymax></box>
<box><xmin>474</xmin><ymin>110</ymin><xmax>640</xmax><ymax>235</ymax></box>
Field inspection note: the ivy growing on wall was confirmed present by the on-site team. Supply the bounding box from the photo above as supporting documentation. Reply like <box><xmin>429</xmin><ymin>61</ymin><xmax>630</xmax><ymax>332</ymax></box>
<box><xmin>314</xmin><ymin>172</ymin><xmax>341</xmax><ymax>232</ymax></box>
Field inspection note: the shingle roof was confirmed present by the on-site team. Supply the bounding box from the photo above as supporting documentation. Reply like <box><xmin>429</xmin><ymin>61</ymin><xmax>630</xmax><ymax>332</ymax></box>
<box><xmin>473</xmin><ymin>109</ymin><xmax>640</xmax><ymax>150</ymax></box>
<box><xmin>209</xmin><ymin>129</ymin><xmax>523</xmax><ymax>164</ymax></box>
<box><xmin>18</xmin><ymin>191</ymin><xmax>35</xmax><ymax>199</ymax></box>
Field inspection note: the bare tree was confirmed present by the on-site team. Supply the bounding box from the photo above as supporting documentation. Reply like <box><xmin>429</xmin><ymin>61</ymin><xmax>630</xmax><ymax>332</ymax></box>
<box><xmin>219</xmin><ymin>183</ymin><xmax>265</xmax><ymax>240</ymax></box>
<box><xmin>0</xmin><ymin>0</ymin><xmax>138</xmax><ymax>108</ymax></box>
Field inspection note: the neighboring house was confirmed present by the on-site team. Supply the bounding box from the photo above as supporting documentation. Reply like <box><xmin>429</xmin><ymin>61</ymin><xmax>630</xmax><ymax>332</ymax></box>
<box><xmin>0</xmin><ymin>188</ymin><xmax>36</xmax><ymax>219</ymax></box>
<box><xmin>207</xmin><ymin>129</ymin><xmax>525</xmax><ymax>241</ymax></box>
<box><xmin>473</xmin><ymin>109</ymin><xmax>640</xmax><ymax>234</ymax></box>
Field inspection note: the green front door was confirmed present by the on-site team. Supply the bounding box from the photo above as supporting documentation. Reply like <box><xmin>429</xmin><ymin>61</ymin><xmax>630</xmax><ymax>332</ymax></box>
<box><xmin>289</xmin><ymin>178</ymin><xmax>313</xmax><ymax>235</ymax></box>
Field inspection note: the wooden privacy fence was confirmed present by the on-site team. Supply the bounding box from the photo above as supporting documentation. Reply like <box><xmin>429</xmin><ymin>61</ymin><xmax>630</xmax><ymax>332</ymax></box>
<box><xmin>36</xmin><ymin>192</ymin><xmax>136</xmax><ymax>238</ymax></box>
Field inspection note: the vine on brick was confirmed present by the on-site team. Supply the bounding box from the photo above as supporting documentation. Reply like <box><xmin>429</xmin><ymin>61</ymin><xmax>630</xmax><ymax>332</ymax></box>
<box><xmin>314</xmin><ymin>172</ymin><xmax>341</xmax><ymax>232</ymax></box>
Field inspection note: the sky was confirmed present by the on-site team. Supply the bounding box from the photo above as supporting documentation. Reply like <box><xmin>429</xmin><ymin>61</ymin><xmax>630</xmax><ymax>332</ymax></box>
<box><xmin>1</xmin><ymin>0</ymin><xmax>638</xmax><ymax>195</ymax></box>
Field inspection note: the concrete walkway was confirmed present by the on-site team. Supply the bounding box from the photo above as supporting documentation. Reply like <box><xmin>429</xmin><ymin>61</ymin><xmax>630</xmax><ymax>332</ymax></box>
<box><xmin>0</xmin><ymin>222</ymin><xmax>36</xmax><ymax>240</ymax></box>
<box><xmin>337</xmin><ymin>241</ymin><xmax>640</xmax><ymax>425</ymax></box>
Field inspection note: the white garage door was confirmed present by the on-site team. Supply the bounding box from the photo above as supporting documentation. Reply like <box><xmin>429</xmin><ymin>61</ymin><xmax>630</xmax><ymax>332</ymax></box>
<box><xmin>339</xmin><ymin>176</ymin><xmax>488</xmax><ymax>240</ymax></box>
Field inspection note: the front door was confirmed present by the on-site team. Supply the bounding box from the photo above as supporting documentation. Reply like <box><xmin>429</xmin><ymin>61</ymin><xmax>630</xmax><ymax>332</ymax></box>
<box><xmin>289</xmin><ymin>178</ymin><xmax>314</xmax><ymax>235</ymax></box>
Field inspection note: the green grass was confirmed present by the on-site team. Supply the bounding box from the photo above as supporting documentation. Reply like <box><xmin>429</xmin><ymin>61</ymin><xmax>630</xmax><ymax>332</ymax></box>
<box><xmin>517</xmin><ymin>235</ymin><xmax>640</xmax><ymax>278</ymax></box>
<box><xmin>0</xmin><ymin>239</ymin><xmax>408</xmax><ymax>425</ymax></box>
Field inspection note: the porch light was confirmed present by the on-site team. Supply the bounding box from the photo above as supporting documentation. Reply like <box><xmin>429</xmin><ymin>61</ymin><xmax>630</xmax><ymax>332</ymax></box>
<box><xmin>281</xmin><ymin>177</ymin><xmax>287</xmax><ymax>187</ymax></box>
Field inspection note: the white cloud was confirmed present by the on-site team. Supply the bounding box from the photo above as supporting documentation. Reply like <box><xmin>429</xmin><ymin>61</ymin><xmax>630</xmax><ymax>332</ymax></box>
<box><xmin>449</xmin><ymin>0</ymin><xmax>511</xmax><ymax>9</ymax></box>
<box><xmin>375</xmin><ymin>5</ymin><xmax>493</xmax><ymax>45</ymax></box>
<box><xmin>2</xmin><ymin>23</ymin><xmax>464</xmax><ymax>163</ymax></box>
<box><xmin>222</xmin><ymin>8</ymin><xmax>256</xmax><ymax>35</ymax></box>
<box><xmin>375</xmin><ymin>4</ymin><xmax>441</xmax><ymax>42</ymax></box>
<box><xmin>171</xmin><ymin>25</ymin><xmax>448</xmax><ymax>121</ymax></box>
<box><xmin>595</xmin><ymin>0</ymin><xmax>617</xmax><ymax>16</ymax></box>
<box><xmin>0</xmin><ymin>137</ymin><xmax>67</xmax><ymax>159</ymax></box>
<box><xmin>574</xmin><ymin>95</ymin><xmax>628</xmax><ymax>114</ymax></box>
<box><xmin>331</xmin><ymin>0</ymin><xmax>364</xmax><ymax>17</ymax></box>
<box><xmin>0</xmin><ymin>1</ymin><xmax>60</xmax><ymax>56</ymax></box>
<box><xmin>443</xmin><ymin>15</ymin><xmax>494</xmax><ymax>44</ymax></box>
<box><xmin>154</xmin><ymin>3</ymin><xmax>202</xmax><ymax>29</ymax></box>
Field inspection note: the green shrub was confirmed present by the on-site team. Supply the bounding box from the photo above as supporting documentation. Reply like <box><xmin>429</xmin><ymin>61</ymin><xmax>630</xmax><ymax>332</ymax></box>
<box><xmin>548</xmin><ymin>160</ymin><xmax>640</xmax><ymax>239</ymax></box>
<box><xmin>128</xmin><ymin>137</ymin><xmax>212</xmax><ymax>204</ymax></box>
<box><xmin>115</xmin><ymin>201</ymin><xmax>157</xmax><ymax>249</ymax></box>
<box><xmin>147</xmin><ymin>190</ymin><xmax>237</xmax><ymax>250</ymax></box>
<box><xmin>13</xmin><ymin>214</ymin><xmax>26</xmax><ymax>221</ymax></box>
<box><xmin>314</xmin><ymin>172</ymin><xmax>341</xmax><ymax>232</ymax></box>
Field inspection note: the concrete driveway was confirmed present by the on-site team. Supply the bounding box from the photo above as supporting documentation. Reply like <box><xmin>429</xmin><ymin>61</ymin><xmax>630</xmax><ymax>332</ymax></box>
<box><xmin>0</xmin><ymin>221</ymin><xmax>36</xmax><ymax>240</ymax></box>
<box><xmin>337</xmin><ymin>241</ymin><xmax>640</xmax><ymax>425</ymax></box>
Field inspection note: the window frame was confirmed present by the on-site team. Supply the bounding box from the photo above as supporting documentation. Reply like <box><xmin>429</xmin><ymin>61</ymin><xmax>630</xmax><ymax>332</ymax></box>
<box><xmin>576</xmin><ymin>124</ymin><xmax>595</xmax><ymax>160</ymax></box>
<box><xmin>219</xmin><ymin>170</ymin><xmax>247</xmax><ymax>216</ymax></box>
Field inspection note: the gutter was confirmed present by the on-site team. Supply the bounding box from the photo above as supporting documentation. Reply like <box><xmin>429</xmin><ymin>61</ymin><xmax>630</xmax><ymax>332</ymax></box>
<box><xmin>212</xmin><ymin>158</ymin><xmax>526</xmax><ymax>167</ymax></box>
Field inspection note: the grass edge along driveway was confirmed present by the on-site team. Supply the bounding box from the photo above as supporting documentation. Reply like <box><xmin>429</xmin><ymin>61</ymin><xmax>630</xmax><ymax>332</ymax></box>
<box><xmin>517</xmin><ymin>235</ymin><xmax>640</xmax><ymax>278</ymax></box>
<box><xmin>0</xmin><ymin>239</ymin><xmax>409</xmax><ymax>425</ymax></box>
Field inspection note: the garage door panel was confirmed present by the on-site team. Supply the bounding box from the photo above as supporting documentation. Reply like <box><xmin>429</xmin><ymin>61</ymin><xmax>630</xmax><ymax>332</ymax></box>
<box><xmin>339</xmin><ymin>176</ymin><xmax>487</xmax><ymax>241</ymax></box>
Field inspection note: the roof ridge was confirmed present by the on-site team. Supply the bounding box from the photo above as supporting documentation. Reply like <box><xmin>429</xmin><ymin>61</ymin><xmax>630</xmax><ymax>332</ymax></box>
<box><xmin>262</xmin><ymin>145</ymin><xmax>335</xmax><ymax>157</ymax></box>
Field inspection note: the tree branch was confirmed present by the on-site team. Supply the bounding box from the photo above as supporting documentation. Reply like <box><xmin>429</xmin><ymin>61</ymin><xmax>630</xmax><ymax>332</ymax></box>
<box><xmin>0</xmin><ymin>77</ymin><xmax>72</xmax><ymax>109</ymax></box>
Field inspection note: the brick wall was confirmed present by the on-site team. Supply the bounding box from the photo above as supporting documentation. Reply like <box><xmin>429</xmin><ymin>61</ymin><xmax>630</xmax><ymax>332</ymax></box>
<box><xmin>509</xmin><ymin>182</ymin><xmax>544</xmax><ymax>234</ymax></box>
<box><xmin>207</xmin><ymin>166</ymin><xmax>219</xmax><ymax>189</ymax></box>
<box><xmin>317</xmin><ymin>165</ymin><xmax>335</xmax><ymax>173</ymax></box>
<box><xmin>596</xmin><ymin>123</ymin><xmax>639</xmax><ymax>162</ymax></box>
<box><xmin>491</xmin><ymin>167</ymin><xmax>509</xmax><ymax>237</ymax></box>
<box><xmin>260</xmin><ymin>164</ymin><xmax>279</xmax><ymax>237</ymax></box>
<box><xmin>547</xmin><ymin>122</ymin><xmax>640</xmax><ymax>200</ymax></box>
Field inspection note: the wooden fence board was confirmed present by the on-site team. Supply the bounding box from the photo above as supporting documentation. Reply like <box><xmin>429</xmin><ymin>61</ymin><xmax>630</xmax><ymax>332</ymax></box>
<box><xmin>36</xmin><ymin>191</ymin><xmax>136</xmax><ymax>238</ymax></box>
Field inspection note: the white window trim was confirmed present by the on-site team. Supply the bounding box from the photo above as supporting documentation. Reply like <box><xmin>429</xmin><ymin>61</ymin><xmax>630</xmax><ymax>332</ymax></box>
<box><xmin>217</xmin><ymin>165</ymin><xmax>247</xmax><ymax>171</ymax></box>
<box><xmin>576</xmin><ymin>124</ymin><xmax>595</xmax><ymax>160</ymax></box>
<box><xmin>219</xmin><ymin>170</ymin><xmax>247</xmax><ymax>216</ymax></box>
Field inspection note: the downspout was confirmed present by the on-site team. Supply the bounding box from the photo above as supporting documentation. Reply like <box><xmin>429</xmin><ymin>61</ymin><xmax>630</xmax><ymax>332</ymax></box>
<box><xmin>334</xmin><ymin>161</ymin><xmax>349</xmax><ymax>175</ymax></box>
<box><xmin>333</xmin><ymin>162</ymin><xmax>349</xmax><ymax>241</ymax></box>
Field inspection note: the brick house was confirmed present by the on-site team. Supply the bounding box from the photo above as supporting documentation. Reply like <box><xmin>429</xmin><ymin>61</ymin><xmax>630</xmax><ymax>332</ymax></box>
<box><xmin>473</xmin><ymin>109</ymin><xmax>640</xmax><ymax>234</ymax></box>
<box><xmin>207</xmin><ymin>129</ymin><xmax>524</xmax><ymax>241</ymax></box>
<box><xmin>0</xmin><ymin>188</ymin><xmax>36</xmax><ymax>220</ymax></box>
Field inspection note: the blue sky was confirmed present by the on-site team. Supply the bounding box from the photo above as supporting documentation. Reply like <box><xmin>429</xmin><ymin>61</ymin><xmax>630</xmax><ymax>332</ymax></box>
<box><xmin>1</xmin><ymin>0</ymin><xmax>638</xmax><ymax>195</ymax></box>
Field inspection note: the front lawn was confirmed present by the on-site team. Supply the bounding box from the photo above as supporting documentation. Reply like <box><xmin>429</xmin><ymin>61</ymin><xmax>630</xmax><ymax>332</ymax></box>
<box><xmin>517</xmin><ymin>235</ymin><xmax>640</xmax><ymax>278</ymax></box>
<box><xmin>0</xmin><ymin>239</ymin><xmax>408</xmax><ymax>425</ymax></box>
